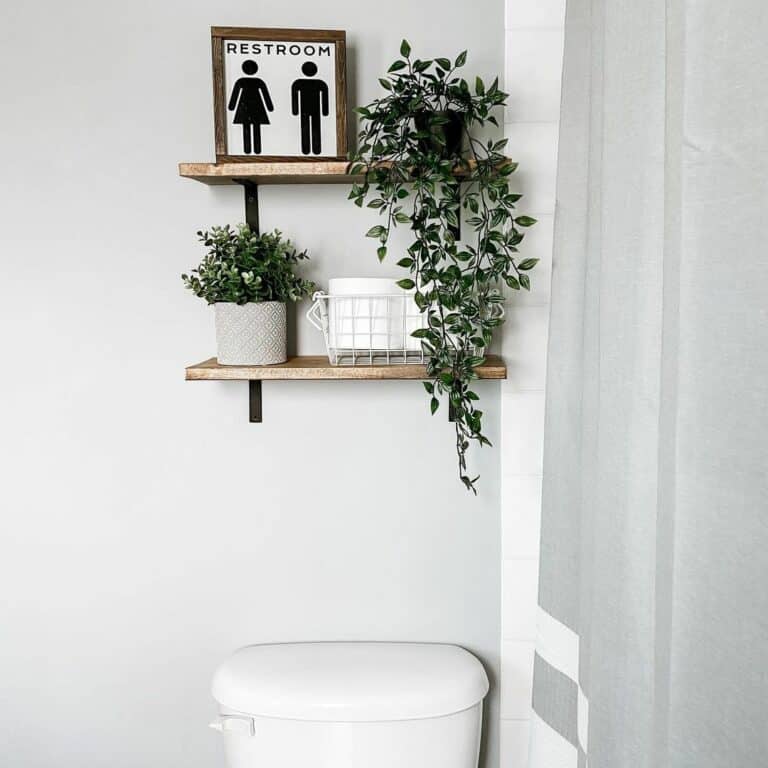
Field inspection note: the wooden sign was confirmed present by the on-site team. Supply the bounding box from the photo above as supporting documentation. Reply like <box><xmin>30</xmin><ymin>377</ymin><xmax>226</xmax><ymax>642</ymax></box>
<box><xmin>211</xmin><ymin>27</ymin><xmax>347</xmax><ymax>162</ymax></box>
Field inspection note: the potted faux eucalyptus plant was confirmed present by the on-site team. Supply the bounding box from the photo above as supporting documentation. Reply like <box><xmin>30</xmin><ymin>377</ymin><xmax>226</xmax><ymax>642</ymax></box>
<box><xmin>182</xmin><ymin>225</ymin><xmax>315</xmax><ymax>365</ymax></box>
<box><xmin>349</xmin><ymin>41</ymin><xmax>539</xmax><ymax>493</ymax></box>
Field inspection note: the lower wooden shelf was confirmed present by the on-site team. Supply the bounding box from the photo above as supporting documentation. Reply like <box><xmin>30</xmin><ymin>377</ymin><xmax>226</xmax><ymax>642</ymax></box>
<box><xmin>185</xmin><ymin>355</ymin><xmax>507</xmax><ymax>381</ymax></box>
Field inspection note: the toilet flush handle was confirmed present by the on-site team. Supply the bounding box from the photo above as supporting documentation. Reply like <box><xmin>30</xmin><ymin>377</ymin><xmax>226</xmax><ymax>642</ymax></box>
<box><xmin>209</xmin><ymin>714</ymin><xmax>255</xmax><ymax>737</ymax></box>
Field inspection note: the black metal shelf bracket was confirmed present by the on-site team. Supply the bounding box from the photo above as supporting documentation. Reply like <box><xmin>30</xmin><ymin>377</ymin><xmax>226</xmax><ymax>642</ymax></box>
<box><xmin>249</xmin><ymin>380</ymin><xmax>263</xmax><ymax>423</ymax></box>
<box><xmin>236</xmin><ymin>180</ymin><xmax>264</xmax><ymax>423</ymax></box>
<box><xmin>238</xmin><ymin>180</ymin><xmax>260</xmax><ymax>234</ymax></box>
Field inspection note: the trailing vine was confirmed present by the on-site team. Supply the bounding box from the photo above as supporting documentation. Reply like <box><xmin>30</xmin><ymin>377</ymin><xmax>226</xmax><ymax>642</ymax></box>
<box><xmin>349</xmin><ymin>41</ymin><xmax>538</xmax><ymax>493</ymax></box>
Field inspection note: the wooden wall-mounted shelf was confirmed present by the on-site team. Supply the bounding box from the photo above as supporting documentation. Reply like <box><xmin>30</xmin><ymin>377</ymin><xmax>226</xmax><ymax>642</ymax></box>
<box><xmin>179</xmin><ymin>161</ymin><xmax>358</xmax><ymax>185</ymax></box>
<box><xmin>186</xmin><ymin>355</ymin><xmax>506</xmax><ymax>381</ymax></box>
<box><xmin>186</xmin><ymin>356</ymin><xmax>506</xmax><ymax>423</ymax></box>
<box><xmin>178</xmin><ymin>158</ymin><xmax>505</xmax><ymax>186</ymax></box>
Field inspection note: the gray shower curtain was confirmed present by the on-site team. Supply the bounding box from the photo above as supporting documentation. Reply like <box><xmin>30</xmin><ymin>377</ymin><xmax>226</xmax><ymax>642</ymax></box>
<box><xmin>530</xmin><ymin>1</ymin><xmax>768</xmax><ymax>766</ymax></box>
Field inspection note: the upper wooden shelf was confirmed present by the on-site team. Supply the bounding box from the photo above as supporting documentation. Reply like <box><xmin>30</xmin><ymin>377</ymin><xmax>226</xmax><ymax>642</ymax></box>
<box><xmin>178</xmin><ymin>158</ymin><xmax>507</xmax><ymax>186</ymax></box>
<box><xmin>186</xmin><ymin>355</ymin><xmax>506</xmax><ymax>381</ymax></box>
<box><xmin>179</xmin><ymin>161</ymin><xmax>358</xmax><ymax>185</ymax></box>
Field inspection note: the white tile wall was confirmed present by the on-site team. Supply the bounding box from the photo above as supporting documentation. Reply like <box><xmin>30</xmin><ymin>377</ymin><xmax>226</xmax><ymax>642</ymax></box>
<box><xmin>505</xmin><ymin>0</ymin><xmax>566</xmax><ymax>27</ymax></box>
<box><xmin>501</xmin><ymin>475</ymin><xmax>542</xmax><ymax>559</ymax></box>
<box><xmin>500</xmin><ymin>640</ymin><xmax>536</xmax><ymax>719</ymax></box>
<box><xmin>505</xmin><ymin>27</ymin><xmax>565</xmax><ymax>122</ymax></box>
<box><xmin>503</xmin><ymin>306</ymin><xmax>550</xmax><ymax>391</ymax></box>
<box><xmin>505</xmin><ymin>123</ymin><xmax>560</xmax><ymax>214</ymax></box>
<box><xmin>500</xmin><ymin>391</ymin><xmax>545</xmax><ymax>474</ymax></box>
<box><xmin>501</xmin><ymin>0</ymin><xmax>565</xmax><ymax>763</ymax></box>
<box><xmin>500</xmin><ymin>718</ymin><xmax>532</xmax><ymax>767</ymax></box>
<box><xmin>502</xmin><ymin>559</ymin><xmax>539</xmax><ymax>641</ymax></box>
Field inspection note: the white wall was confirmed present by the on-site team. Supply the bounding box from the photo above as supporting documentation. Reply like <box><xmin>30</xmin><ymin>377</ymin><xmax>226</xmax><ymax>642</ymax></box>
<box><xmin>0</xmin><ymin>2</ymin><xmax>504</xmax><ymax>767</ymax></box>
<box><xmin>500</xmin><ymin>0</ymin><xmax>565</xmax><ymax>764</ymax></box>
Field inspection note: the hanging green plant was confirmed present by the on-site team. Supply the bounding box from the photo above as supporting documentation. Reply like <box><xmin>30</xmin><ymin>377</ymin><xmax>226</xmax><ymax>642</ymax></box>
<box><xmin>349</xmin><ymin>40</ymin><xmax>539</xmax><ymax>493</ymax></box>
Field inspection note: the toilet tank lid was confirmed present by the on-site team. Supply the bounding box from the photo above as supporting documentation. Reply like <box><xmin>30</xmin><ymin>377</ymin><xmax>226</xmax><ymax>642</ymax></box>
<box><xmin>212</xmin><ymin>642</ymin><xmax>489</xmax><ymax>722</ymax></box>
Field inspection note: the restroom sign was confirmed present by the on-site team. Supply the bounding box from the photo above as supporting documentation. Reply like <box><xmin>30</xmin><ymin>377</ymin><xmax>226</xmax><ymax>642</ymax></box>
<box><xmin>211</xmin><ymin>27</ymin><xmax>347</xmax><ymax>161</ymax></box>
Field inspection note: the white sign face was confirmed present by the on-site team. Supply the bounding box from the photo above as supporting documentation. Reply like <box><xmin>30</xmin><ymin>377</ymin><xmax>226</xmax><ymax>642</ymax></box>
<box><xmin>223</xmin><ymin>39</ymin><xmax>338</xmax><ymax>158</ymax></box>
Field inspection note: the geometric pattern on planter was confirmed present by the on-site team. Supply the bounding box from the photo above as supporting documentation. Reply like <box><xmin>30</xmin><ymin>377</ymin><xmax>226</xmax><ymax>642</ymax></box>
<box><xmin>215</xmin><ymin>301</ymin><xmax>287</xmax><ymax>365</ymax></box>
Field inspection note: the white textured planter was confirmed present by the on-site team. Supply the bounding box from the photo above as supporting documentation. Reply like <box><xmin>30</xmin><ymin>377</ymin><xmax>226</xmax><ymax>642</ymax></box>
<box><xmin>214</xmin><ymin>302</ymin><xmax>287</xmax><ymax>365</ymax></box>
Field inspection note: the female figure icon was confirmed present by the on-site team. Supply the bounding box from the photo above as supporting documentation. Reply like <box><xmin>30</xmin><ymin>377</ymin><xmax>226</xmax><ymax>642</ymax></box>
<box><xmin>228</xmin><ymin>60</ymin><xmax>274</xmax><ymax>154</ymax></box>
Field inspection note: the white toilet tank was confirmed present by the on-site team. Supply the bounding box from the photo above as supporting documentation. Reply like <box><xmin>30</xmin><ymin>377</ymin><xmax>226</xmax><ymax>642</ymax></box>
<box><xmin>210</xmin><ymin>642</ymin><xmax>489</xmax><ymax>768</ymax></box>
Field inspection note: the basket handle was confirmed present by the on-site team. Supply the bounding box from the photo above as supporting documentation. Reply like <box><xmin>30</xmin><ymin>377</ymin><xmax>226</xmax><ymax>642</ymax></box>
<box><xmin>306</xmin><ymin>292</ymin><xmax>327</xmax><ymax>331</ymax></box>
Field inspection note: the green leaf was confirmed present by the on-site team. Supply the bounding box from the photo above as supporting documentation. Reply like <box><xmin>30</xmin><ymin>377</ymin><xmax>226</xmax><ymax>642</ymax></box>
<box><xmin>436</xmin><ymin>57</ymin><xmax>451</xmax><ymax>70</ymax></box>
<box><xmin>519</xmin><ymin>274</ymin><xmax>531</xmax><ymax>290</ymax></box>
<box><xmin>461</xmin><ymin>475</ymin><xmax>477</xmax><ymax>494</ymax></box>
<box><xmin>518</xmin><ymin>258</ymin><xmax>539</xmax><ymax>271</ymax></box>
<box><xmin>515</xmin><ymin>215</ymin><xmax>537</xmax><ymax>227</ymax></box>
<box><xmin>455</xmin><ymin>50</ymin><xmax>467</xmax><ymax>68</ymax></box>
<box><xmin>377</xmin><ymin>246</ymin><xmax>387</xmax><ymax>262</ymax></box>
<box><xmin>396</xmin><ymin>257</ymin><xmax>414</xmax><ymax>268</ymax></box>
<box><xmin>423</xmin><ymin>381</ymin><xmax>434</xmax><ymax>394</ymax></box>
<box><xmin>366</xmin><ymin>225</ymin><xmax>386</xmax><ymax>238</ymax></box>
<box><xmin>475</xmin><ymin>76</ymin><xmax>485</xmax><ymax>95</ymax></box>
<box><xmin>397</xmin><ymin>278</ymin><xmax>415</xmax><ymax>290</ymax></box>
<box><xmin>400</xmin><ymin>39</ymin><xmax>411</xmax><ymax>58</ymax></box>
<box><xmin>505</xmin><ymin>275</ymin><xmax>520</xmax><ymax>290</ymax></box>
<box><xmin>430</xmin><ymin>396</ymin><xmax>439</xmax><ymax>415</ymax></box>
<box><xmin>388</xmin><ymin>60</ymin><xmax>407</xmax><ymax>72</ymax></box>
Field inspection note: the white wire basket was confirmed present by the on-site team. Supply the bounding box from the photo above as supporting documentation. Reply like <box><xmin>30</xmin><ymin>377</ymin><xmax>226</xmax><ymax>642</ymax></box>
<box><xmin>307</xmin><ymin>291</ymin><xmax>428</xmax><ymax>366</ymax></box>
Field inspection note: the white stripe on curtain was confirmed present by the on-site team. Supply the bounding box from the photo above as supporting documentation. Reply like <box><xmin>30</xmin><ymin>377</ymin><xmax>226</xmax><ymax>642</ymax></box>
<box><xmin>536</xmin><ymin>606</ymin><xmax>579</xmax><ymax>681</ymax></box>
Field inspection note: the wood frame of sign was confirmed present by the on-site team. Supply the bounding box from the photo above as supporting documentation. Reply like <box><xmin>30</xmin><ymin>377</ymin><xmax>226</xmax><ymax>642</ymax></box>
<box><xmin>211</xmin><ymin>27</ymin><xmax>347</xmax><ymax>162</ymax></box>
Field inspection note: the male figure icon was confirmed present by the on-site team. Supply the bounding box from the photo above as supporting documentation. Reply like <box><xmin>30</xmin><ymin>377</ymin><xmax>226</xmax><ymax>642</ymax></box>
<box><xmin>228</xmin><ymin>60</ymin><xmax>274</xmax><ymax>154</ymax></box>
<box><xmin>291</xmin><ymin>62</ymin><xmax>329</xmax><ymax>155</ymax></box>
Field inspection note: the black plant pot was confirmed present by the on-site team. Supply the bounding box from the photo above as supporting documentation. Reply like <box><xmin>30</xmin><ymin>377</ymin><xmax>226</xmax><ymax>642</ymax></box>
<box><xmin>414</xmin><ymin>109</ymin><xmax>463</xmax><ymax>157</ymax></box>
